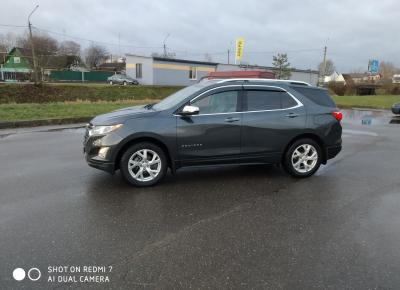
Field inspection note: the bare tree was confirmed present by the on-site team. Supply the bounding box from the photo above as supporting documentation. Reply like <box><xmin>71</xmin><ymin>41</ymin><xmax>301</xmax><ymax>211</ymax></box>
<box><xmin>17</xmin><ymin>32</ymin><xmax>58</xmax><ymax>56</ymax></box>
<box><xmin>0</xmin><ymin>32</ymin><xmax>18</xmax><ymax>52</ymax></box>
<box><xmin>16</xmin><ymin>31</ymin><xmax>59</xmax><ymax>77</ymax></box>
<box><xmin>58</xmin><ymin>40</ymin><xmax>81</xmax><ymax>56</ymax></box>
<box><xmin>272</xmin><ymin>53</ymin><xmax>291</xmax><ymax>79</ymax></box>
<box><xmin>84</xmin><ymin>44</ymin><xmax>108</xmax><ymax>68</ymax></box>
<box><xmin>318</xmin><ymin>59</ymin><xmax>335</xmax><ymax>76</ymax></box>
<box><xmin>379</xmin><ymin>61</ymin><xmax>400</xmax><ymax>80</ymax></box>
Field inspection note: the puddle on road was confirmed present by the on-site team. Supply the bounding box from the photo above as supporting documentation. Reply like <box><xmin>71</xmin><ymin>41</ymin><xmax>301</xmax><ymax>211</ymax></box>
<box><xmin>342</xmin><ymin>109</ymin><xmax>400</xmax><ymax>126</ymax></box>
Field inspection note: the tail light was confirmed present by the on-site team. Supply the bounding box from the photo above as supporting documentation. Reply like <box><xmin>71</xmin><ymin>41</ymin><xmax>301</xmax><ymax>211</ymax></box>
<box><xmin>331</xmin><ymin>111</ymin><xmax>343</xmax><ymax>122</ymax></box>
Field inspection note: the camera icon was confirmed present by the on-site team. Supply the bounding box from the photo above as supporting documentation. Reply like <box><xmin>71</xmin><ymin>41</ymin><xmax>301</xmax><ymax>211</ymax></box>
<box><xmin>13</xmin><ymin>268</ymin><xmax>41</xmax><ymax>281</ymax></box>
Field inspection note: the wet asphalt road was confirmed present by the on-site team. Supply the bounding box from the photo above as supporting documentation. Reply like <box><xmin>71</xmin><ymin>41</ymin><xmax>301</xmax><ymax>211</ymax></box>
<box><xmin>1</xmin><ymin>110</ymin><xmax>400</xmax><ymax>289</ymax></box>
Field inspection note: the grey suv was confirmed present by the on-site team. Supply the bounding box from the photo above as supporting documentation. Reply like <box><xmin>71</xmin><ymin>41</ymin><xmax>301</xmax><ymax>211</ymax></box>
<box><xmin>83</xmin><ymin>79</ymin><xmax>342</xmax><ymax>187</ymax></box>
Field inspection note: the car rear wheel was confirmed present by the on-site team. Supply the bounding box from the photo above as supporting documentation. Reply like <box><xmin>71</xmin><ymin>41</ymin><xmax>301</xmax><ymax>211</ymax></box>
<box><xmin>120</xmin><ymin>142</ymin><xmax>167</xmax><ymax>187</ymax></box>
<box><xmin>283</xmin><ymin>138</ymin><xmax>322</xmax><ymax>178</ymax></box>
<box><xmin>123</xmin><ymin>81</ymin><xmax>127</xmax><ymax>86</ymax></box>
<box><xmin>109</xmin><ymin>81</ymin><xmax>113</xmax><ymax>85</ymax></box>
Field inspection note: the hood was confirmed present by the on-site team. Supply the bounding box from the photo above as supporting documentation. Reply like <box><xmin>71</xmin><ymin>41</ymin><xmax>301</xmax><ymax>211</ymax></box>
<box><xmin>90</xmin><ymin>105</ymin><xmax>158</xmax><ymax>125</ymax></box>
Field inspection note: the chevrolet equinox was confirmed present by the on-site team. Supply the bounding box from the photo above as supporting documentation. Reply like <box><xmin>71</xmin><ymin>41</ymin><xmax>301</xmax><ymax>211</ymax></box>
<box><xmin>83</xmin><ymin>79</ymin><xmax>342</xmax><ymax>187</ymax></box>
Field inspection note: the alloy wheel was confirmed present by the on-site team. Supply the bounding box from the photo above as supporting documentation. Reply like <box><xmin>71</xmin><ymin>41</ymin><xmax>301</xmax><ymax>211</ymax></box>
<box><xmin>291</xmin><ymin>144</ymin><xmax>318</xmax><ymax>173</ymax></box>
<box><xmin>128</xmin><ymin>149</ymin><xmax>162</xmax><ymax>182</ymax></box>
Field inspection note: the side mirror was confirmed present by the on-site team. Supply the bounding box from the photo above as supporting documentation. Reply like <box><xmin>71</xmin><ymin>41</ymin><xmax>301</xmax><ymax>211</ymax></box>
<box><xmin>180</xmin><ymin>105</ymin><xmax>199</xmax><ymax>116</ymax></box>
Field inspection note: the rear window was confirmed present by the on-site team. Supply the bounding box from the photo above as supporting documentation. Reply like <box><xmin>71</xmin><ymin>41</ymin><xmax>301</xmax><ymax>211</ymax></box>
<box><xmin>291</xmin><ymin>87</ymin><xmax>336</xmax><ymax>107</ymax></box>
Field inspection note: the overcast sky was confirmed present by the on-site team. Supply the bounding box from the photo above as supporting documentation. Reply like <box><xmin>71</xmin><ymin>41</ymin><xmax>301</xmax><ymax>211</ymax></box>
<box><xmin>0</xmin><ymin>0</ymin><xmax>398</xmax><ymax>72</ymax></box>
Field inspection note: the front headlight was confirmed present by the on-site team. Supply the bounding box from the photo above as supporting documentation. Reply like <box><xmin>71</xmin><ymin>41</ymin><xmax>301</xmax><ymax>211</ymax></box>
<box><xmin>88</xmin><ymin>124</ymin><xmax>123</xmax><ymax>136</ymax></box>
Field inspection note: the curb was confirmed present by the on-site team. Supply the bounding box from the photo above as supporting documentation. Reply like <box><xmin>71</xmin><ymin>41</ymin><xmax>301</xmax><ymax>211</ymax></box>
<box><xmin>0</xmin><ymin>117</ymin><xmax>93</xmax><ymax>129</ymax></box>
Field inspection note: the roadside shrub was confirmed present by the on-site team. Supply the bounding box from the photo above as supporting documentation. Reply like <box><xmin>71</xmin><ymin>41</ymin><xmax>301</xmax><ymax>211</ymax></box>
<box><xmin>391</xmin><ymin>86</ymin><xmax>400</xmax><ymax>95</ymax></box>
<box><xmin>328</xmin><ymin>82</ymin><xmax>348</xmax><ymax>96</ymax></box>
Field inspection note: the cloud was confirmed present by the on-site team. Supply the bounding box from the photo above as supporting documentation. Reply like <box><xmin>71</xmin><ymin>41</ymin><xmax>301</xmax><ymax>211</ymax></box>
<box><xmin>0</xmin><ymin>0</ymin><xmax>398</xmax><ymax>71</ymax></box>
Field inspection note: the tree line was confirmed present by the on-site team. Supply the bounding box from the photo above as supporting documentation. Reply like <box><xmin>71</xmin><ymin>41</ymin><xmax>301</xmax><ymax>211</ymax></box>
<box><xmin>0</xmin><ymin>31</ymin><xmax>109</xmax><ymax>69</ymax></box>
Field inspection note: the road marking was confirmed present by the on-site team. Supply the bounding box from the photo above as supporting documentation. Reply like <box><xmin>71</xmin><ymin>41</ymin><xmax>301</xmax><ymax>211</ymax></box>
<box><xmin>343</xmin><ymin>129</ymin><xmax>378</xmax><ymax>137</ymax></box>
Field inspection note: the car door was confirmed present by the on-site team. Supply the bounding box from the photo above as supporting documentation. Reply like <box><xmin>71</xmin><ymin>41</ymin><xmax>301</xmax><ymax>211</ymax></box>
<box><xmin>241</xmin><ymin>85</ymin><xmax>306</xmax><ymax>162</ymax></box>
<box><xmin>177</xmin><ymin>86</ymin><xmax>243</xmax><ymax>165</ymax></box>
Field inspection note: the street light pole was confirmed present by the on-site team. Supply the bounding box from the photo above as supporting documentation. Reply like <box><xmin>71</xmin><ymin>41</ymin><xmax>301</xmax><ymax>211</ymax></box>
<box><xmin>163</xmin><ymin>33</ymin><xmax>170</xmax><ymax>58</ymax></box>
<box><xmin>28</xmin><ymin>5</ymin><xmax>39</xmax><ymax>84</ymax></box>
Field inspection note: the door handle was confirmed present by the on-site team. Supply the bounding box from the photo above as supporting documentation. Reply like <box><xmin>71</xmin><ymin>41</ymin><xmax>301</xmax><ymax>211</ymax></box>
<box><xmin>225</xmin><ymin>117</ymin><xmax>240</xmax><ymax>123</ymax></box>
<box><xmin>285</xmin><ymin>113</ymin><xmax>299</xmax><ymax>118</ymax></box>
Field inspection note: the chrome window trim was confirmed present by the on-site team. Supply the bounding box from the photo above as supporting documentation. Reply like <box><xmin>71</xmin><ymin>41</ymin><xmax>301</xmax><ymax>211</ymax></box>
<box><xmin>173</xmin><ymin>84</ymin><xmax>303</xmax><ymax>117</ymax></box>
<box><xmin>189</xmin><ymin>85</ymin><xmax>243</xmax><ymax>103</ymax></box>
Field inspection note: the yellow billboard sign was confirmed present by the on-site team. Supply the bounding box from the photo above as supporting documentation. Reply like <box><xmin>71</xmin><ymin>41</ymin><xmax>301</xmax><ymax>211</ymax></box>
<box><xmin>235</xmin><ymin>38</ymin><xmax>245</xmax><ymax>61</ymax></box>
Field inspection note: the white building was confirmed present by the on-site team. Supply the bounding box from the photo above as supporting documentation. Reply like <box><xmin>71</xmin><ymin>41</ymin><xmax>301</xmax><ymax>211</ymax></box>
<box><xmin>125</xmin><ymin>54</ymin><xmax>319</xmax><ymax>86</ymax></box>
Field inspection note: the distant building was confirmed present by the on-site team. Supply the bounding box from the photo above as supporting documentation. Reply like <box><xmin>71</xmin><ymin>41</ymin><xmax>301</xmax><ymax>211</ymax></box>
<box><xmin>0</xmin><ymin>47</ymin><xmax>33</xmax><ymax>81</ymax></box>
<box><xmin>125</xmin><ymin>54</ymin><xmax>319</xmax><ymax>86</ymax></box>
<box><xmin>216</xmin><ymin>63</ymin><xmax>318</xmax><ymax>85</ymax></box>
<box><xmin>125</xmin><ymin>55</ymin><xmax>217</xmax><ymax>86</ymax></box>
<box><xmin>98</xmin><ymin>62</ymin><xmax>126</xmax><ymax>74</ymax></box>
<box><xmin>393</xmin><ymin>74</ymin><xmax>400</xmax><ymax>84</ymax></box>
<box><xmin>343</xmin><ymin>73</ymin><xmax>381</xmax><ymax>84</ymax></box>
<box><xmin>206</xmin><ymin>70</ymin><xmax>275</xmax><ymax>79</ymax></box>
<box><xmin>0</xmin><ymin>47</ymin><xmax>83</xmax><ymax>81</ymax></box>
<box><xmin>323</xmin><ymin>71</ymin><xmax>346</xmax><ymax>83</ymax></box>
<box><xmin>342</xmin><ymin>73</ymin><xmax>382</xmax><ymax>95</ymax></box>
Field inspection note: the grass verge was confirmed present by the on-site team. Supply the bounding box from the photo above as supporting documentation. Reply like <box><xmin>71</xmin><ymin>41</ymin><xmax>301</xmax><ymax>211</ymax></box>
<box><xmin>332</xmin><ymin>95</ymin><xmax>400</xmax><ymax>110</ymax></box>
<box><xmin>0</xmin><ymin>100</ymin><xmax>159</xmax><ymax>122</ymax></box>
<box><xmin>0</xmin><ymin>83</ymin><xmax>182</xmax><ymax>103</ymax></box>
<box><xmin>1</xmin><ymin>94</ymin><xmax>400</xmax><ymax>124</ymax></box>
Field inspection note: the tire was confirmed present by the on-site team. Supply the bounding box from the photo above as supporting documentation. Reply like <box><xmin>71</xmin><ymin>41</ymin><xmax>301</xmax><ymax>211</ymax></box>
<box><xmin>123</xmin><ymin>81</ymin><xmax>127</xmax><ymax>86</ymax></box>
<box><xmin>109</xmin><ymin>81</ymin><xmax>113</xmax><ymax>85</ymax></box>
<box><xmin>283</xmin><ymin>138</ymin><xmax>322</xmax><ymax>178</ymax></box>
<box><xmin>120</xmin><ymin>142</ymin><xmax>168</xmax><ymax>187</ymax></box>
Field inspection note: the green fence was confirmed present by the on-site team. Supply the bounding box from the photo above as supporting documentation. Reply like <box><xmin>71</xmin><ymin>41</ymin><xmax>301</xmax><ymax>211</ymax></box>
<box><xmin>49</xmin><ymin>70</ymin><xmax>115</xmax><ymax>82</ymax></box>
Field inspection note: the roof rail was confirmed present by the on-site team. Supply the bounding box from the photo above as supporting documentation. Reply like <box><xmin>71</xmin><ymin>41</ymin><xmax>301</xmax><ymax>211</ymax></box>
<box><xmin>215</xmin><ymin>78</ymin><xmax>311</xmax><ymax>86</ymax></box>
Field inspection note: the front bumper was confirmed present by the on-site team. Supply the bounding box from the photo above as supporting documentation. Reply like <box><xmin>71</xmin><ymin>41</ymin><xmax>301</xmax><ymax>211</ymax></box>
<box><xmin>83</xmin><ymin>127</ymin><xmax>123</xmax><ymax>174</ymax></box>
<box><xmin>86</xmin><ymin>156</ymin><xmax>115</xmax><ymax>174</ymax></box>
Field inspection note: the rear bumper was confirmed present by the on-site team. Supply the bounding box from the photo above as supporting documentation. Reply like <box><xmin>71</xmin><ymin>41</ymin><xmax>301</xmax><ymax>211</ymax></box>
<box><xmin>326</xmin><ymin>145</ymin><xmax>342</xmax><ymax>160</ymax></box>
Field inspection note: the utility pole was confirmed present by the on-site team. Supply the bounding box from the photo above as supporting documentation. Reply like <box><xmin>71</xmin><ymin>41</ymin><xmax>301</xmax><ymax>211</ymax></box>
<box><xmin>163</xmin><ymin>33</ymin><xmax>170</xmax><ymax>58</ymax></box>
<box><xmin>320</xmin><ymin>45</ymin><xmax>327</xmax><ymax>85</ymax></box>
<box><xmin>28</xmin><ymin>5</ymin><xmax>39</xmax><ymax>84</ymax></box>
<box><xmin>227</xmin><ymin>49</ymin><xmax>230</xmax><ymax>64</ymax></box>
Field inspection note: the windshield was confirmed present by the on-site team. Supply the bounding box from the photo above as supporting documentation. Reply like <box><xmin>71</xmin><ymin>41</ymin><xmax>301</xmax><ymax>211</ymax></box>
<box><xmin>152</xmin><ymin>82</ymin><xmax>210</xmax><ymax>111</ymax></box>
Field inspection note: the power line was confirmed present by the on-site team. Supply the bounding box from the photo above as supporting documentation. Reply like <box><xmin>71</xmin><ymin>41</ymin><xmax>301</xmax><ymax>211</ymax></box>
<box><xmin>32</xmin><ymin>26</ymin><xmax>163</xmax><ymax>50</ymax></box>
<box><xmin>0</xmin><ymin>24</ymin><xmax>27</xmax><ymax>28</ymax></box>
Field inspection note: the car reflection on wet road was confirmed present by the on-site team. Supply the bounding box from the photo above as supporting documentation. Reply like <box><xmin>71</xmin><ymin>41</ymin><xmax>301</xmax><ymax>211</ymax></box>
<box><xmin>0</xmin><ymin>109</ymin><xmax>400</xmax><ymax>289</ymax></box>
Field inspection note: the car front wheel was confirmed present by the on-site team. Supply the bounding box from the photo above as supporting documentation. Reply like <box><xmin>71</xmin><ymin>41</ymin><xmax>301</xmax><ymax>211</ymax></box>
<box><xmin>109</xmin><ymin>81</ymin><xmax>113</xmax><ymax>85</ymax></box>
<box><xmin>123</xmin><ymin>81</ymin><xmax>127</xmax><ymax>86</ymax></box>
<box><xmin>283</xmin><ymin>138</ymin><xmax>322</xmax><ymax>178</ymax></box>
<box><xmin>120</xmin><ymin>142</ymin><xmax>167</xmax><ymax>187</ymax></box>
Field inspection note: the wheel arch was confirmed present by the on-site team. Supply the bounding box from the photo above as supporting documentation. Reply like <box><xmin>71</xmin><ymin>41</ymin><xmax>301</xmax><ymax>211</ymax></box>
<box><xmin>114</xmin><ymin>135</ymin><xmax>174</xmax><ymax>172</ymax></box>
<box><xmin>282</xmin><ymin>133</ymin><xmax>327</xmax><ymax>164</ymax></box>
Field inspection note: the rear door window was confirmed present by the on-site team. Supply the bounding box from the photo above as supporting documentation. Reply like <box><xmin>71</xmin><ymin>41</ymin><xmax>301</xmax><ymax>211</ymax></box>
<box><xmin>291</xmin><ymin>87</ymin><xmax>336</xmax><ymax>107</ymax></box>
<box><xmin>245</xmin><ymin>90</ymin><xmax>281</xmax><ymax>111</ymax></box>
<box><xmin>244</xmin><ymin>90</ymin><xmax>298</xmax><ymax>111</ymax></box>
